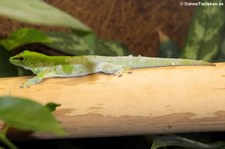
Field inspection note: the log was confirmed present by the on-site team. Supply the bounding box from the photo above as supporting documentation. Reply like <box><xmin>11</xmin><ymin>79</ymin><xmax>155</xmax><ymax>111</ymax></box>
<box><xmin>0</xmin><ymin>63</ymin><xmax>225</xmax><ymax>139</ymax></box>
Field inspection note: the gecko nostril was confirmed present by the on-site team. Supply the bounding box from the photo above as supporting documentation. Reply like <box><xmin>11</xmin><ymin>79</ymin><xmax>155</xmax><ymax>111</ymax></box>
<box><xmin>19</xmin><ymin>56</ymin><xmax>24</xmax><ymax>61</ymax></box>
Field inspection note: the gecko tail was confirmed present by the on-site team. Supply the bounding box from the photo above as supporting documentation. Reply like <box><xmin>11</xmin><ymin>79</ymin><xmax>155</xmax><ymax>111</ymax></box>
<box><xmin>181</xmin><ymin>59</ymin><xmax>215</xmax><ymax>66</ymax></box>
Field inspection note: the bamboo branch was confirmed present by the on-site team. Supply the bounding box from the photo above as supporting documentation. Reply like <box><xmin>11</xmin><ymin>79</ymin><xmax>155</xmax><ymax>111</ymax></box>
<box><xmin>0</xmin><ymin>63</ymin><xmax>225</xmax><ymax>139</ymax></box>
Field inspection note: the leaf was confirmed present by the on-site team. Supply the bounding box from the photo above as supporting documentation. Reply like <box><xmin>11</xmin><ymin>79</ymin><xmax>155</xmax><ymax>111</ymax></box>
<box><xmin>157</xmin><ymin>30</ymin><xmax>181</xmax><ymax>58</ymax></box>
<box><xmin>220</xmin><ymin>35</ymin><xmax>225</xmax><ymax>59</ymax></box>
<box><xmin>0</xmin><ymin>96</ymin><xmax>66</xmax><ymax>135</ymax></box>
<box><xmin>0</xmin><ymin>28</ymin><xmax>52</xmax><ymax>50</ymax></box>
<box><xmin>0</xmin><ymin>126</ymin><xmax>18</xmax><ymax>149</ymax></box>
<box><xmin>182</xmin><ymin>0</ymin><xmax>225</xmax><ymax>61</ymax></box>
<box><xmin>17</xmin><ymin>67</ymin><xmax>33</xmax><ymax>76</ymax></box>
<box><xmin>44</xmin><ymin>32</ymin><xmax>91</xmax><ymax>55</ymax></box>
<box><xmin>45</xmin><ymin>102</ymin><xmax>61</xmax><ymax>112</ymax></box>
<box><xmin>0</xmin><ymin>45</ymin><xmax>32</xmax><ymax>77</ymax></box>
<box><xmin>0</xmin><ymin>46</ymin><xmax>18</xmax><ymax>77</ymax></box>
<box><xmin>215</xmin><ymin>34</ymin><xmax>225</xmax><ymax>61</ymax></box>
<box><xmin>0</xmin><ymin>0</ymin><xmax>91</xmax><ymax>32</ymax></box>
<box><xmin>151</xmin><ymin>135</ymin><xmax>225</xmax><ymax>149</ymax></box>
<box><xmin>80</xmin><ymin>32</ymin><xmax>97</xmax><ymax>53</ymax></box>
<box><xmin>44</xmin><ymin>32</ymin><xmax>131</xmax><ymax>56</ymax></box>
<box><xmin>94</xmin><ymin>39</ymin><xmax>131</xmax><ymax>56</ymax></box>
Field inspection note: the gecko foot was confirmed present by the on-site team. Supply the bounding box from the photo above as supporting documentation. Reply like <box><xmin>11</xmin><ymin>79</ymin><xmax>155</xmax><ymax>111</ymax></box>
<box><xmin>118</xmin><ymin>74</ymin><xmax>123</xmax><ymax>77</ymax></box>
<box><xmin>20</xmin><ymin>85</ymin><xmax>31</xmax><ymax>88</ymax></box>
<box><xmin>112</xmin><ymin>68</ymin><xmax>132</xmax><ymax>77</ymax></box>
<box><xmin>124</xmin><ymin>68</ymin><xmax>132</xmax><ymax>74</ymax></box>
<box><xmin>20</xmin><ymin>82</ymin><xmax>31</xmax><ymax>88</ymax></box>
<box><xmin>112</xmin><ymin>70</ymin><xmax>123</xmax><ymax>77</ymax></box>
<box><xmin>127</xmin><ymin>71</ymin><xmax>132</xmax><ymax>74</ymax></box>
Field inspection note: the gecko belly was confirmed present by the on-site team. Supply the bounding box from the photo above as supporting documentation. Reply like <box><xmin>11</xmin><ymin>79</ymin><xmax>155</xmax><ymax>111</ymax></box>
<box><xmin>45</xmin><ymin>64</ymin><xmax>101</xmax><ymax>78</ymax></box>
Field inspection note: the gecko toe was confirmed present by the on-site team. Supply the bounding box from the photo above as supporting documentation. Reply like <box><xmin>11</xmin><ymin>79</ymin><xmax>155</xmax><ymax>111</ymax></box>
<box><xmin>118</xmin><ymin>74</ymin><xmax>123</xmax><ymax>77</ymax></box>
<box><xmin>20</xmin><ymin>83</ymin><xmax>31</xmax><ymax>88</ymax></box>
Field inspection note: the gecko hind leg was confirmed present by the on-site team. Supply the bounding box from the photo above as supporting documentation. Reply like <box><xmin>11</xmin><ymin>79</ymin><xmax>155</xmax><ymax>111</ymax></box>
<box><xmin>113</xmin><ymin>69</ymin><xmax>124</xmax><ymax>77</ymax></box>
<box><xmin>100</xmin><ymin>62</ymin><xmax>124</xmax><ymax>77</ymax></box>
<box><xmin>124</xmin><ymin>68</ymin><xmax>132</xmax><ymax>74</ymax></box>
<box><xmin>100</xmin><ymin>62</ymin><xmax>131</xmax><ymax>77</ymax></box>
<box><xmin>114</xmin><ymin>68</ymin><xmax>132</xmax><ymax>77</ymax></box>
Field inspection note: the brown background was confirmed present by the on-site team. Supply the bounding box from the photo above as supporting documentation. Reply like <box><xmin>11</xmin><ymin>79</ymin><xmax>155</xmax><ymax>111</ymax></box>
<box><xmin>0</xmin><ymin>0</ymin><xmax>197</xmax><ymax>56</ymax></box>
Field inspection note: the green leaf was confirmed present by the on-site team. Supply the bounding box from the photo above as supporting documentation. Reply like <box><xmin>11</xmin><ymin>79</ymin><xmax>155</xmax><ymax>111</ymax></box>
<box><xmin>216</xmin><ymin>34</ymin><xmax>225</xmax><ymax>61</ymax></box>
<box><xmin>44</xmin><ymin>32</ymin><xmax>91</xmax><ymax>55</ymax></box>
<box><xmin>0</xmin><ymin>46</ymin><xmax>17</xmax><ymax>77</ymax></box>
<box><xmin>45</xmin><ymin>102</ymin><xmax>61</xmax><ymax>112</ymax></box>
<box><xmin>17</xmin><ymin>67</ymin><xmax>33</xmax><ymax>76</ymax></box>
<box><xmin>0</xmin><ymin>0</ymin><xmax>91</xmax><ymax>32</ymax></box>
<box><xmin>80</xmin><ymin>32</ymin><xmax>97</xmax><ymax>53</ymax></box>
<box><xmin>182</xmin><ymin>0</ymin><xmax>225</xmax><ymax>61</ymax></box>
<box><xmin>157</xmin><ymin>31</ymin><xmax>181</xmax><ymax>58</ymax></box>
<box><xmin>94</xmin><ymin>39</ymin><xmax>131</xmax><ymax>56</ymax></box>
<box><xmin>220</xmin><ymin>35</ymin><xmax>225</xmax><ymax>58</ymax></box>
<box><xmin>0</xmin><ymin>125</ymin><xmax>18</xmax><ymax>149</ymax></box>
<box><xmin>151</xmin><ymin>135</ymin><xmax>225</xmax><ymax>149</ymax></box>
<box><xmin>44</xmin><ymin>32</ymin><xmax>130</xmax><ymax>56</ymax></box>
<box><xmin>0</xmin><ymin>96</ymin><xmax>66</xmax><ymax>135</ymax></box>
<box><xmin>0</xmin><ymin>28</ymin><xmax>52</xmax><ymax>50</ymax></box>
<box><xmin>0</xmin><ymin>135</ymin><xmax>18</xmax><ymax>149</ymax></box>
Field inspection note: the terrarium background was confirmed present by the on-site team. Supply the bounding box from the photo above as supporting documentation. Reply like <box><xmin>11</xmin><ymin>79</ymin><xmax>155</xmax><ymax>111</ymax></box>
<box><xmin>0</xmin><ymin>0</ymin><xmax>197</xmax><ymax>56</ymax></box>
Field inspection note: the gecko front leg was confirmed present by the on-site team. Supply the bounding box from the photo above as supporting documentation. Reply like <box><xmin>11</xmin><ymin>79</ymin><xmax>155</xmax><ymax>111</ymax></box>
<box><xmin>20</xmin><ymin>70</ymin><xmax>50</xmax><ymax>88</ymax></box>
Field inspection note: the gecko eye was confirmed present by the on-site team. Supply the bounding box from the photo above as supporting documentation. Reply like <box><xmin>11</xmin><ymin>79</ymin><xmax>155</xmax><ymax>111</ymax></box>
<box><xmin>19</xmin><ymin>56</ymin><xmax>24</xmax><ymax>61</ymax></box>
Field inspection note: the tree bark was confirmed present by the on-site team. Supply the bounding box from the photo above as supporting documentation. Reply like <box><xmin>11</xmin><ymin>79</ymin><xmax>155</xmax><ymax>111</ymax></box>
<box><xmin>0</xmin><ymin>63</ymin><xmax>225</xmax><ymax>139</ymax></box>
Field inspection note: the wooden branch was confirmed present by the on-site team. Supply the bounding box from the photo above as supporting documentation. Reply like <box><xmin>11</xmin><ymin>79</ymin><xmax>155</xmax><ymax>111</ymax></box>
<box><xmin>0</xmin><ymin>63</ymin><xmax>225</xmax><ymax>139</ymax></box>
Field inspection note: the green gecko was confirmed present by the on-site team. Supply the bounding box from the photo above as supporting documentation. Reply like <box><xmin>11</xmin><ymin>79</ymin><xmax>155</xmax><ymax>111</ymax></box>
<box><xmin>9</xmin><ymin>50</ymin><xmax>214</xmax><ymax>88</ymax></box>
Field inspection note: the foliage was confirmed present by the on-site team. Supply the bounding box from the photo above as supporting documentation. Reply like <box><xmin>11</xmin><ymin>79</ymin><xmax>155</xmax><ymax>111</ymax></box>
<box><xmin>181</xmin><ymin>0</ymin><xmax>225</xmax><ymax>61</ymax></box>
<box><xmin>0</xmin><ymin>46</ymin><xmax>17</xmax><ymax>77</ymax></box>
<box><xmin>0</xmin><ymin>96</ymin><xmax>65</xmax><ymax>135</ymax></box>
<box><xmin>0</xmin><ymin>96</ymin><xmax>66</xmax><ymax>149</ymax></box>
<box><xmin>216</xmin><ymin>33</ymin><xmax>225</xmax><ymax>61</ymax></box>
<box><xmin>157</xmin><ymin>30</ymin><xmax>181</xmax><ymax>58</ymax></box>
<box><xmin>45</xmin><ymin>31</ymin><xmax>130</xmax><ymax>55</ymax></box>
<box><xmin>158</xmin><ymin>0</ymin><xmax>225</xmax><ymax>62</ymax></box>
<box><xmin>94</xmin><ymin>39</ymin><xmax>130</xmax><ymax>56</ymax></box>
<box><xmin>0</xmin><ymin>28</ymin><xmax>52</xmax><ymax>50</ymax></box>
<box><xmin>45</xmin><ymin>102</ymin><xmax>61</xmax><ymax>112</ymax></box>
<box><xmin>151</xmin><ymin>135</ymin><xmax>225</xmax><ymax>149</ymax></box>
<box><xmin>0</xmin><ymin>0</ymin><xmax>91</xmax><ymax>32</ymax></box>
<box><xmin>44</xmin><ymin>31</ymin><xmax>91</xmax><ymax>55</ymax></box>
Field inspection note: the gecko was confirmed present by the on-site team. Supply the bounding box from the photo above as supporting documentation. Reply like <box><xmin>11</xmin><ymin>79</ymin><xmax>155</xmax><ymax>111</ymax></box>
<box><xmin>9</xmin><ymin>50</ymin><xmax>214</xmax><ymax>88</ymax></box>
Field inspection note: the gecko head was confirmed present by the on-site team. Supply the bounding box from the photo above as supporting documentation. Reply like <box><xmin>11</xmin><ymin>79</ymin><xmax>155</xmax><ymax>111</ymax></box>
<box><xmin>9</xmin><ymin>50</ymin><xmax>47</xmax><ymax>69</ymax></box>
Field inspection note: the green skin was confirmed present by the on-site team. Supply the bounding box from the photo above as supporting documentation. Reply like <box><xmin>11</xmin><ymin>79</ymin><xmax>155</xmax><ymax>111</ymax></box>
<box><xmin>9</xmin><ymin>50</ymin><xmax>214</xmax><ymax>88</ymax></box>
